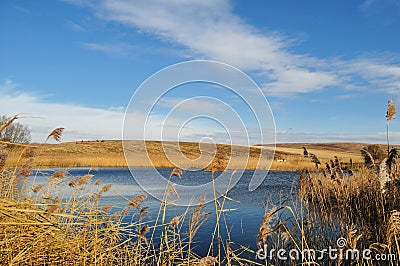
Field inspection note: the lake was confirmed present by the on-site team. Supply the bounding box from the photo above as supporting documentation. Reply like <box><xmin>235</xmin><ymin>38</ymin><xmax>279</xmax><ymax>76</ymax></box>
<box><xmin>33</xmin><ymin>168</ymin><xmax>300</xmax><ymax>258</ymax></box>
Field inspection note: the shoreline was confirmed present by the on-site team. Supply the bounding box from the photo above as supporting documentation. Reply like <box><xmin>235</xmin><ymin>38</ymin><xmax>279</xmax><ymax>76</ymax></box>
<box><xmin>6</xmin><ymin>140</ymin><xmax>372</xmax><ymax>171</ymax></box>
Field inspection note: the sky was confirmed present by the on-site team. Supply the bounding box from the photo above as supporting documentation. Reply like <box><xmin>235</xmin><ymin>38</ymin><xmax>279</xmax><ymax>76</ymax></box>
<box><xmin>1</xmin><ymin>0</ymin><xmax>400</xmax><ymax>144</ymax></box>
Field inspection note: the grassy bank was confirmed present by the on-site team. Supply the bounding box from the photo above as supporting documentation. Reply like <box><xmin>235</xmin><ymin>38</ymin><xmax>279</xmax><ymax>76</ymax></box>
<box><xmin>2</xmin><ymin>114</ymin><xmax>399</xmax><ymax>265</ymax></box>
<box><xmin>5</xmin><ymin>140</ymin><xmax>367</xmax><ymax>171</ymax></box>
<box><xmin>1</xmin><ymin>134</ymin><xmax>261</xmax><ymax>265</ymax></box>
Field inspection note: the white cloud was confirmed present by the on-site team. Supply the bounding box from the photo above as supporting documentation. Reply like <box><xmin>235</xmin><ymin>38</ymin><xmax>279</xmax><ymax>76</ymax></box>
<box><xmin>265</xmin><ymin>67</ymin><xmax>338</xmax><ymax>96</ymax></box>
<box><xmin>0</xmin><ymin>80</ymin><xmax>262</xmax><ymax>144</ymax></box>
<box><xmin>276</xmin><ymin>131</ymin><xmax>397</xmax><ymax>144</ymax></box>
<box><xmin>2</xmin><ymin>79</ymin><xmax>394</xmax><ymax>144</ymax></box>
<box><xmin>65</xmin><ymin>20</ymin><xmax>87</xmax><ymax>32</ymax></box>
<box><xmin>83</xmin><ymin>42</ymin><xmax>136</xmax><ymax>57</ymax></box>
<box><xmin>157</xmin><ymin>97</ymin><xmax>227</xmax><ymax>114</ymax></box>
<box><xmin>0</xmin><ymin>80</ymin><xmax>125</xmax><ymax>142</ymax></box>
<box><xmin>65</xmin><ymin>0</ymin><xmax>400</xmax><ymax>97</ymax></box>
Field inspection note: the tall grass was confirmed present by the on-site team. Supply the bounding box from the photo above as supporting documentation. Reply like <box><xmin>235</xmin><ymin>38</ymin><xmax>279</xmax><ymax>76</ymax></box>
<box><xmin>257</xmin><ymin>110</ymin><xmax>400</xmax><ymax>266</ymax></box>
<box><xmin>0</xmin><ymin>116</ymin><xmax>262</xmax><ymax>265</ymax></box>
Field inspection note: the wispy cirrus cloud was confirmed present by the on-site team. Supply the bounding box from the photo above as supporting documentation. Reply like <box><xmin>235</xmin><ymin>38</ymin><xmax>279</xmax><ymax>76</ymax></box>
<box><xmin>276</xmin><ymin>131</ymin><xmax>400</xmax><ymax>144</ymax></box>
<box><xmin>64</xmin><ymin>0</ymin><xmax>400</xmax><ymax>98</ymax></box>
<box><xmin>65</xmin><ymin>20</ymin><xmax>87</xmax><ymax>32</ymax></box>
<box><xmin>83</xmin><ymin>42</ymin><xmax>137</xmax><ymax>57</ymax></box>
<box><xmin>359</xmin><ymin>0</ymin><xmax>400</xmax><ymax>15</ymax></box>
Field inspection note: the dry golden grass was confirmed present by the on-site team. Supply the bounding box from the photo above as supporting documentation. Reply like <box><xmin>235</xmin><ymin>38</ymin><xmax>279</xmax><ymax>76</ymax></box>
<box><xmin>5</xmin><ymin>140</ymin><xmax>369</xmax><ymax>171</ymax></box>
<box><xmin>0</xmin><ymin>138</ymin><xmax>261</xmax><ymax>265</ymax></box>
<box><xmin>257</xmin><ymin>157</ymin><xmax>400</xmax><ymax>265</ymax></box>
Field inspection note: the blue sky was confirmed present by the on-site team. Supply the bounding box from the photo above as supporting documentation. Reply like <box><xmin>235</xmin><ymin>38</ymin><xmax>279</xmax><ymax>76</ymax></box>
<box><xmin>1</xmin><ymin>0</ymin><xmax>400</xmax><ymax>144</ymax></box>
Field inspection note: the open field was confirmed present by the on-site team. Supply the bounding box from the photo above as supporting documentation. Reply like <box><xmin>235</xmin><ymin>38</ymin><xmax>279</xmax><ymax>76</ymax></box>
<box><xmin>4</xmin><ymin>140</ymin><xmax>376</xmax><ymax>171</ymax></box>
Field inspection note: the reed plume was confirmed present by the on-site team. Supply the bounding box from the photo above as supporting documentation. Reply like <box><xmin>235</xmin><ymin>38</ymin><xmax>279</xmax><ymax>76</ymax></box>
<box><xmin>257</xmin><ymin>207</ymin><xmax>277</xmax><ymax>248</ymax></box>
<box><xmin>100</xmin><ymin>183</ymin><xmax>112</xmax><ymax>193</ymax></box>
<box><xmin>170</xmin><ymin>167</ymin><xmax>183</xmax><ymax>178</ymax></box>
<box><xmin>309</xmin><ymin>153</ymin><xmax>321</xmax><ymax>169</ymax></box>
<box><xmin>387</xmin><ymin>148</ymin><xmax>398</xmax><ymax>171</ymax></box>
<box><xmin>169</xmin><ymin>216</ymin><xmax>180</xmax><ymax>229</ymax></box>
<box><xmin>386</xmin><ymin>99</ymin><xmax>397</xmax><ymax>121</ymax></box>
<box><xmin>128</xmin><ymin>194</ymin><xmax>147</xmax><ymax>209</ymax></box>
<box><xmin>77</xmin><ymin>174</ymin><xmax>93</xmax><ymax>186</ymax></box>
<box><xmin>302</xmin><ymin>146</ymin><xmax>309</xmax><ymax>158</ymax></box>
<box><xmin>46</xmin><ymin>127</ymin><xmax>64</xmax><ymax>142</ymax></box>
<box><xmin>386</xmin><ymin>99</ymin><xmax>397</xmax><ymax>156</ymax></box>
<box><xmin>18</xmin><ymin>158</ymin><xmax>34</xmax><ymax>177</ymax></box>
<box><xmin>139</xmin><ymin>206</ymin><xmax>149</xmax><ymax>221</ymax></box>
<box><xmin>101</xmin><ymin>204</ymin><xmax>113</xmax><ymax>212</ymax></box>
<box><xmin>48</xmin><ymin>170</ymin><xmax>67</xmax><ymax>183</ymax></box>
<box><xmin>346</xmin><ymin>225</ymin><xmax>362</xmax><ymax>250</ymax></box>
<box><xmin>32</xmin><ymin>184</ymin><xmax>44</xmax><ymax>193</ymax></box>
<box><xmin>197</xmin><ymin>256</ymin><xmax>217</xmax><ymax>266</ymax></box>
<box><xmin>21</xmin><ymin>146</ymin><xmax>37</xmax><ymax>159</ymax></box>
<box><xmin>68</xmin><ymin>177</ymin><xmax>79</xmax><ymax>188</ymax></box>
<box><xmin>378</xmin><ymin>159</ymin><xmax>390</xmax><ymax>193</ymax></box>
<box><xmin>189</xmin><ymin>196</ymin><xmax>210</xmax><ymax>242</ymax></box>
<box><xmin>360</xmin><ymin>148</ymin><xmax>375</xmax><ymax>168</ymax></box>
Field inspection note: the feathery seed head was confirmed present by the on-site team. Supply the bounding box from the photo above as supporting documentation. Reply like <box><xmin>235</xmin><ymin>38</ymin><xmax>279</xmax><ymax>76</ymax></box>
<box><xmin>386</xmin><ymin>99</ymin><xmax>397</xmax><ymax>121</ymax></box>
<box><xmin>46</xmin><ymin>127</ymin><xmax>64</xmax><ymax>142</ymax></box>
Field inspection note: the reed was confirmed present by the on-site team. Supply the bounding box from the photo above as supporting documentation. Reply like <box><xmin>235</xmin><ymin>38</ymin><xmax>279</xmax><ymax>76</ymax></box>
<box><xmin>0</xmin><ymin>116</ymin><xmax>262</xmax><ymax>265</ymax></box>
<box><xmin>256</xmin><ymin>100</ymin><xmax>400</xmax><ymax>264</ymax></box>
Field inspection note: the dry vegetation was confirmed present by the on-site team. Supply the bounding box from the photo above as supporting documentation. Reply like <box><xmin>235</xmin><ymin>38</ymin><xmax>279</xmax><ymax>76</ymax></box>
<box><xmin>5</xmin><ymin>139</ymin><xmax>367</xmax><ymax>171</ymax></box>
<box><xmin>0</xmin><ymin>124</ymin><xmax>261</xmax><ymax>265</ymax></box>
<box><xmin>257</xmin><ymin>100</ymin><xmax>400</xmax><ymax>265</ymax></box>
<box><xmin>1</xmin><ymin>98</ymin><xmax>400</xmax><ymax>265</ymax></box>
<box><xmin>257</xmin><ymin>155</ymin><xmax>400</xmax><ymax>265</ymax></box>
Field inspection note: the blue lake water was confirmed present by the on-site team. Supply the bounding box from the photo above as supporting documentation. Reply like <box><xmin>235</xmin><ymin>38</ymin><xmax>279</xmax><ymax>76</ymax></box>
<box><xmin>33</xmin><ymin>168</ymin><xmax>300</xmax><ymax>258</ymax></box>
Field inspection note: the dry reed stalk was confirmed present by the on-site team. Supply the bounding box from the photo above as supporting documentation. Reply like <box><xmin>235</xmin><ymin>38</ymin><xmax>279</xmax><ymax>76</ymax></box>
<box><xmin>17</xmin><ymin>158</ymin><xmax>34</xmax><ymax>177</ymax></box>
<box><xmin>165</xmin><ymin>183</ymin><xmax>179</xmax><ymax>200</ymax></box>
<box><xmin>346</xmin><ymin>225</ymin><xmax>362</xmax><ymax>249</ymax></box>
<box><xmin>0</xmin><ymin>149</ymin><xmax>8</xmax><ymax>170</ymax></box>
<box><xmin>0</xmin><ymin>115</ymin><xmax>18</xmax><ymax>133</ymax></box>
<box><xmin>387</xmin><ymin>211</ymin><xmax>400</xmax><ymax>245</ymax></box>
<box><xmin>138</xmin><ymin>224</ymin><xmax>150</xmax><ymax>245</ymax></box>
<box><xmin>303</xmin><ymin>146</ymin><xmax>309</xmax><ymax>158</ymax></box>
<box><xmin>139</xmin><ymin>206</ymin><xmax>149</xmax><ymax>221</ymax></box>
<box><xmin>21</xmin><ymin>146</ymin><xmax>37</xmax><ymax>159</ymax></box>
<box><xmin>211</xmin><ymin>146</ymin><xmax>230</xmax><ymax>174</ymax></box>
<box><xmin>189</xmin><ymin>196</ymin><xmax>210</xmax><ymax>242</ymax></box>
